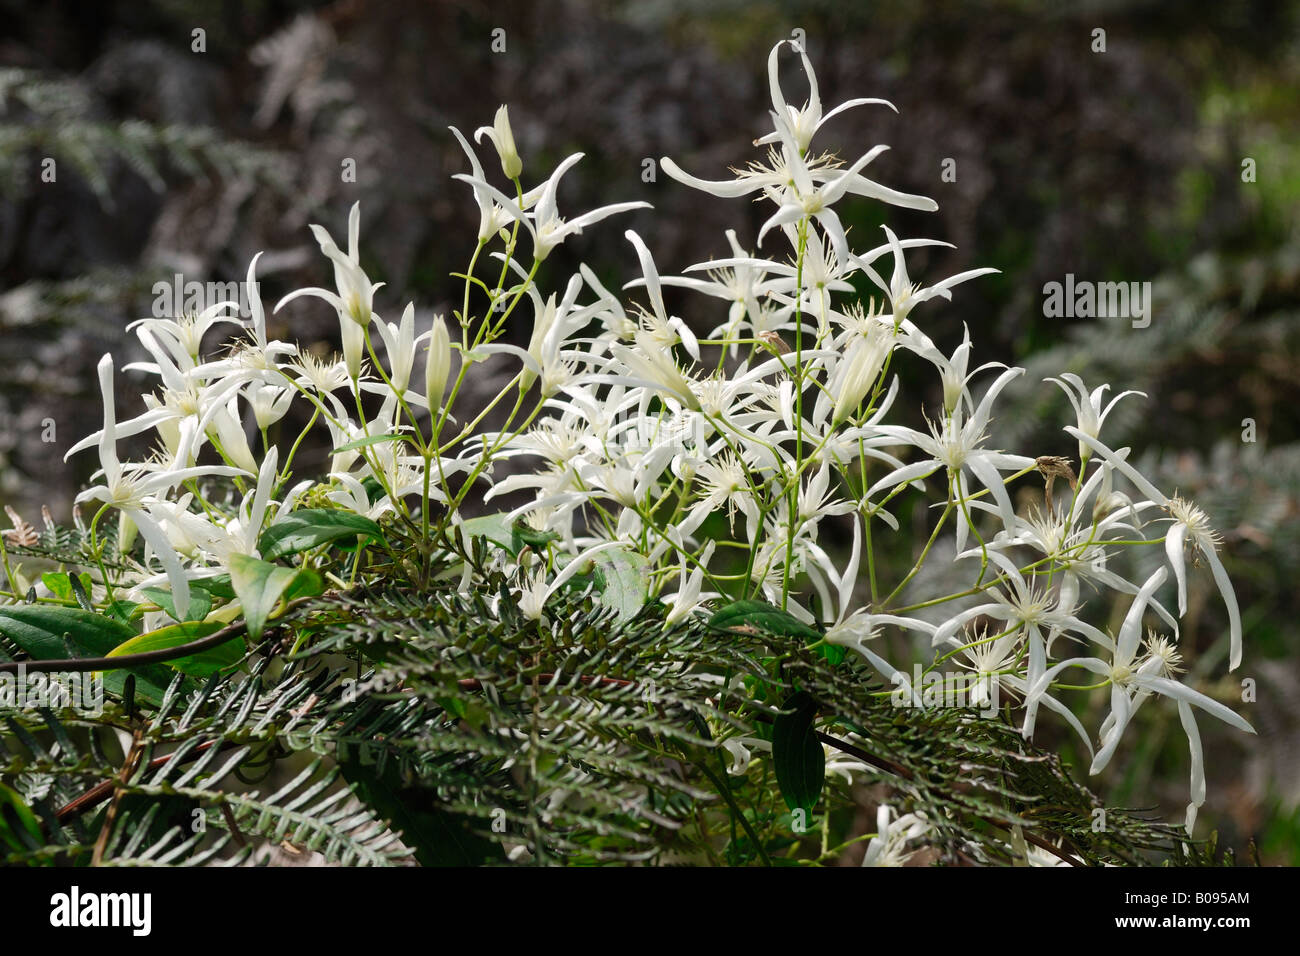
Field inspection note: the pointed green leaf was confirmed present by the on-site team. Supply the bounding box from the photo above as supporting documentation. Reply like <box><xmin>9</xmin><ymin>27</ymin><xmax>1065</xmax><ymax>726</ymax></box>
<box><xmin>140</xmin><ymin>583</ymin><xmax>212</xmax><ymax>623</ymax></box>
<box><xmin>772</xmin><ymin>691</ymin><xmax>824</xmax><ymax>814</ymax></box>
<box><xmin>191</xmin><ymin>575</ymin><xmax>235</xmax><ymax>600</ymax></box>
<box><xmin>457</xmin><ymin>512</ymin><xmax>519</xmax><ymax>554</ymax></box>
<box><xmin>283</xmin><ymin>567</ymin><xmax>325</xmax><ymax>603</ymax></box>
<box><xmin>0</xmin><ymin>782</ymin><xmax>42</xmax><ymax>853</ymax></box>
<box><xmin>330</xmin><ymin>432</ymin><xmax>409</xmax><ymax>455</ymax></box>
<box><xmin>708</xmin><ymin>599</ymin><xmax>821</xmax><ymax>642</ymax></box>
<box><xmin>0</xmin><ymin>605</ymin><xmax>173</xmax><ymax>705</ymax></box>
<box><xmin>105</xmin><ymin>599</ymin><xmax>142</xmax><ymax>626</ymax></box>
<box><xmin>107</xmin><ymin>620</ymin><xmax>243</xmax><ymax>678</ymax></box>
<box><xmin>510</xmin><ymin>519</ymin><xmax>559</xmax><ymax>552</ymax></box>
<box><xmin>229</xmin><ymin>554</ymin><xmax>303</xmax><ymax>639</ymax></box>
<box><xmin>40</xmin><ymin>572</ymin><xmax>92</xmax><ymax>605</ymax></box>
<box><xmin>592</xmin><ymin>546</ymin><xmax>648</xmax><ymax>621</ymax></box>
<box><xmin>257</xmin><ymin>509</ymin><xmax>386</xmax><ymax>559</ymax></box>
<box><xmin>0</xmin><ymin>605</ymin><xmax>133</xmax><ymax>659</ymax></box>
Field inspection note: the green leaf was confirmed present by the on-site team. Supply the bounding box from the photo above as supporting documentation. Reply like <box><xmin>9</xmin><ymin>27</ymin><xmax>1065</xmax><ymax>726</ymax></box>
<box><xmin>140</xmin><ymin>583</ymin><xmax>212</xmax><ymax>623</ymax></box>
<box><xmin>257</xmin><ymin>509</ymin><xmax>386</xmax><ymax>560</ymax></box>
<box><xmin>511</xmin><ymin>519</ymin><xmax>559</xmax><ymax>552</ymax></box>
<box><xmin>229</xmin><ymin>553</ymin><xmax>313</xmax><ymax>640</ymax></box>
<box><xmin>707</xmin><ymin>599</ymin><xmax>821</xmax><ymax>642</ymax></box>
<box><xmin>40</xmin><ymin>571</ymin><xmax>92</xmax><ymax>605</ymax></box>
<box><xmin>0</xmin><ymin>782</ymin><xmax>42</xmax><ymax>854</ymax></box>
<box><xmin>0</xmin><ymin>605</ymin><xmax>173</xmax><ymax>705</ymax></box>
<box><xmin>592</xmin><ymin>547</ymin><xmax>648</xmax><ymax>621</ymax></box>
<box><xmin>456</xmin><ymin>512</ymin><xmax>519</xmax><ymax>554</ymax></box>
<box><xmin>819</xmin><ymin>643</ymin><xmax>847</xmax><ymax>666</ymax></box>
<box><xmin>107</xmin><ymin>620</ymin><xmax>243</xmax><ymax>678</ymax></box>
<box><xmin>105</xmin><ymin>600</ymin><xmax>142</xmax><ymax>626</ymax></box>
<box><xmin>282</xmin><ymin>567</ymin><xmax>325</xmax><ymax>603</ymax></box>
<box><xmin>0</xmin><ymin>605</ymin><xmax>133</xmax><ymax>659</ymax></box>
<box><xmin>772</xmin><ymin>691</ymin><xmax>824</xmax><ymax>814</ymax></box>
<box><xmin>40</xmin><ymin>572</ymin><xmax>71</xmax><ymax>603</ymax></box>
<box><xmin>330</xmin><ymin>432</ymin><xmax>409</xmax><ymax>455</ymax></box>
<box><xmin>68</xmin><ymin>573</ymin><xmax>94</xmax><ymax>611</ymax></box>
<box><xmin>191</xmin><ymin>575</ymin><xmax>235</xmax><ymax>600</ymax></box>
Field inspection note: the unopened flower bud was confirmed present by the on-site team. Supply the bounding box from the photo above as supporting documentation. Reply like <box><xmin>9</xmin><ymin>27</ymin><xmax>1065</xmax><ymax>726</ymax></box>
<box><xmin>477</xmin><ymin>105</ymin><xmax>522</xmax><ymax>180</ymax></box>
<box><xmin>425</xmin><ymin>316</ymin><xmax>451</xmax><ymax>409</ymax></box>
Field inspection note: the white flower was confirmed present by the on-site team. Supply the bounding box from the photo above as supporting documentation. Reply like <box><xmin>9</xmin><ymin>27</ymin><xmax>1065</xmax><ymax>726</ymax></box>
<box><xmin>977</xmin><ymin>468</ymin><xmax>1177</xmax><ymax>635</ymax></box>
<box><xmin>475</xmin><ymin>104</ymin><xmax>522</xmax><ymax>179</ymax></box>
<box><xmin>64</xmin><ymin>327</ymin><xmax>245</xmax><ymax>469</ymax></box>
<box><xmin>372</xmin><ymin>302</ymin><xmax>430</xmax><ymax>394</ymax></box>
<box><xmin>513</xmin><ymin>541</ymin><xmax>625</xmax><ymax>621</ymax></box>
<box><xmin>450</xmin><ymin>124</ymin><xmax>536</xmax><ymax>242</ymax></box>
<box><xmin>454</xmin><ymin>154</ymin><xmax>650</xmax><ymax>262</ymax></box>
<box><xmin>127</xmin><ymin>300</ymin><xmax>241</xmax><ymax>368</ymax></box>
<box><xmin>244</xmin><ymin>379</ymin><xmax>293</xmax><ymax>431</ymax></box>
<box><xmin>656</xmin><ymin>230</ymin><xmax>772</xmax><ymax>349</ymax></box>
<box><xmin>908</xmin><ymin>323</ymin><xmax>1005</xmax><ymax>417</ymax></box>
<box><xmin>679</xmin><ymin>452</ymin><xmax>758</xmax><ymax>538</ymax></box>
<box><xmin>755</xmin><ymin>146</ymin><xmax>917</xmax><ymax>268</ymax></box>
<box><xmin>1025</xmin><ymin>567</ymin><xmax>1254</xmax><ymax>833</ymax></box>
<box><xmin>71</xmin><ymin>355</ymin><xmax>246</xmax><ymax>618</ymax></box>
<box><xmin>183</xmin><ymin>448</ymin><xmax>281</xmax><ymax>561</ymax></box>
<box><xmin>206</xmin><ymin>396</ymin><xmax>260</xmax><ymax>475</ymax></box>
<box><xmin>289</xmin><ymin>352</ymin><xmax>352</xmax><ymax>409</ymax></box>
<box><xmin>1068</xmin><ymin>427</ymin><xmax>1242</xmax><ymax>671</ymax></box>
<box><xmin>861</xmin><ymin>805</ymin><xmax>930</xmax><ymax>867</ymax></box>
<box><xmin>607</xmin><ymin>333</ymin><xmax>701</xmax><ymax>411</ymax></box>
<box><xmin>240</xmin><ymin>251</ymin><xmax>297</xmax><ymax>366</ymax></box>
<box><xmin>622</xmin><ymin>230</ymin><xmax>702</xmax><ymax>360</ymax></box>
<box><xmin>757</xmin><ymin>40</ymin><xmax>897</xmax><ymax>153</ymax></box>
<box><xmin>1047</xmin><ymin>372</ymin><xmax>1145</xmax><ymax>463</ymax></box>
<box><xmin>479</xmin><ymin>273</ymin><xmax>596</xmax><ymax>396</ymax></box>
<box><xmin>828</xmin><ymin>319</ymin><xmax>893</xmax><ymax>425</ymax></box>
<box><xmin>854</xmin><ymin>225</ymin><xmax>997</xmax><ymax>326</ymax></box>
<box><xmin>663</xmin><ymin>540</ymin><xmax>716</xmax><ymax>625</ymax></box>
<box><xmin>276</xmin><ymin>202</ymin><xmax>385</xmax><ymax>380</ymax></box>
<box><xmin>821</xmin><ymin>518</ymin><xmax>932</xmax><ymax>700</ymax></box>
<box><xmin>933</xmin><ymin>548</ymin><xmax>1112</xmax><ymax>733</ymax></box>
<box><xmin>661</xmin><ymin>136</ymin><xmax>935</xmax><ymax>228</ymax></box>
<box><xmin>868</xmin><ymin>367</ymin><xmax>1033</xmax><ymax>546</ymax></box>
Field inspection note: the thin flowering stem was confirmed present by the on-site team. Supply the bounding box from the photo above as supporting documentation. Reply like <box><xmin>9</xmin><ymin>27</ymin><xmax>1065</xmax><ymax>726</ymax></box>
<box><xmin>87</xmin><ymin>503</ymin><xmax>117</xmax><ymax>608</ymax></box>
<box><xmin>782</xmin><ymin>216</ymin><xmax>810</xmax><ymax>610</ymax></box>
<box><xmin>362</xmin><ymin>325</ymin><xmax>427</xmax><ymax>456</ymax></box>
<box><xmin>276</xmin><ymin>406</ymin><xmax>321</xmax><ymax>492</ymax></box>
<box><xmin>882</xmin><ymin>498</ymin><xmax>955</xmax><ymax>607</ymax></box>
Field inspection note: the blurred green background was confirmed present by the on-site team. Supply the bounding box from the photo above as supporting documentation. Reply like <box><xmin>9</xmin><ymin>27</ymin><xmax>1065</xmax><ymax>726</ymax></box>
<box><xmin>1</xmin><ymin>0</ymin><xmax>1297</xmax><ymax>862</ymax></box>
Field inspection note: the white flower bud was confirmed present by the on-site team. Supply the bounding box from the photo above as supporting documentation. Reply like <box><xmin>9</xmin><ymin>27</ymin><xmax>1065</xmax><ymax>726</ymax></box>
<box><xmin>831</xmin><ymin>327</ymin><xmax>891</xmax><ymax>426</ymax></box>
<box><xmin>477</xmin><ymin>105</ymin><xmax>522</xmax><ymax>180</ymax></box>
<box><xmin>425</xmin><ymin>315</ymin><xmax>451</xmax><ymax>409</ymax></box>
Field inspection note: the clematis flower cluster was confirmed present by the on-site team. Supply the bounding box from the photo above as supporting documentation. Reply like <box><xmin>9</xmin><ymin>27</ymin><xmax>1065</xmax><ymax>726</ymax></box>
<box><xmin>38</xmin><ymin>41</ymin><xmax>1251</xmax><ymax>837</ymax></box>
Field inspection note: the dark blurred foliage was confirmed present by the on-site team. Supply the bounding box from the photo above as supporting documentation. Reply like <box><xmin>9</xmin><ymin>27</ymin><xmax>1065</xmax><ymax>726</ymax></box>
<box><xmin>1</xmin><ymin>0</ymin><xmax>1297</xmax><ymax>860</ymax></box>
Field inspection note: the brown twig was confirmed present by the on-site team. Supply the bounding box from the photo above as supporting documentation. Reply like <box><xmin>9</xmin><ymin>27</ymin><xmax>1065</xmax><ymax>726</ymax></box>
<box><xmin>221</xmin><ymin>803</ymin><xmax>247</xmax><ymax>846</ymax></box>
<box><xmin>454</xmin><ymin>673</ymin><xmax>635</xmax><ymax>692</ymax></box>
<box><xmin>90</xmin><ymin>727</ymin><xmax>145</xmax><ymax>866</ymax></box>
<box><xmin>56</xmin><ymin>739</ymin><xmax>221</xmax><ymax>821</ymax></box>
